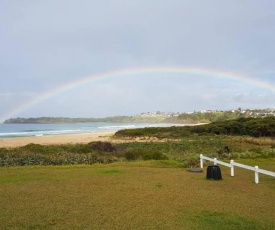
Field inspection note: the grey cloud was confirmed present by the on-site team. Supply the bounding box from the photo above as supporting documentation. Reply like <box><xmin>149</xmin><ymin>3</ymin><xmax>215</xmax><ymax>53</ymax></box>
<box><xmin>1</xmin><ymin>0</ymin><xmax>275</xmax><ymax>120</ymax></box>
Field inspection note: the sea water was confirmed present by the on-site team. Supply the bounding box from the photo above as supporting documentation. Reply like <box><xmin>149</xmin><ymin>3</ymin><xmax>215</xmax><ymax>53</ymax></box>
<box><xmin>0</xmin><ymin>122</ymin><xmax>179</xmax><ymax>138</ymax></box>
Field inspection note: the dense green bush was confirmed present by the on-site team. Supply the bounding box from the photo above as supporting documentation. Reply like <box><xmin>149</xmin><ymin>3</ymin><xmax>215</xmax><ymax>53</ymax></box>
<box><xmin>115</xmin><ymin>117</ymin><xmax>275</xmax><ymax>138</ymax></box>
<box><xmin>90</xmin><ymin>141</ymin><xmax>117</xmax><ymax>152</ymax></box>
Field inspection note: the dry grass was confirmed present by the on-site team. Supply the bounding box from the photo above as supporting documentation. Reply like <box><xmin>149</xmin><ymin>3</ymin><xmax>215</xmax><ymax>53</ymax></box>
<box><xmin>1</xmin><ymin>162</ymin><xmax>274</xmax><ymax>229</ymax></box>
<box><xmin>243</xmin><ymin>137</ymin><xmax>275</xmax><ymax>146</ymax></box>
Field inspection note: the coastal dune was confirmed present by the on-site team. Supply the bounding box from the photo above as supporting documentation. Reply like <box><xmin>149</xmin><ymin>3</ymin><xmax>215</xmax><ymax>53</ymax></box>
<box><xmin>0</xmin><ymin>131</ymin><xmax>116</xmax><ymax>148</ymax></box>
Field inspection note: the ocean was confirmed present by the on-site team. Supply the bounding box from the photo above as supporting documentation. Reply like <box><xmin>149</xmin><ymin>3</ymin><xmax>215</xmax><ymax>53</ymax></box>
<box><xmin>0</xmin><ymin>122</ymin><xmax>179</xmax><ymax>138</ymax></box>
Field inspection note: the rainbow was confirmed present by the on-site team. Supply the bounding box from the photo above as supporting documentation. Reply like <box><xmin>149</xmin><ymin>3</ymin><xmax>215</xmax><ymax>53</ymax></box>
<box><xmin>1</xmin><ymin>66</ymin><xmax>275</xmax><ymax>122</ymax></box>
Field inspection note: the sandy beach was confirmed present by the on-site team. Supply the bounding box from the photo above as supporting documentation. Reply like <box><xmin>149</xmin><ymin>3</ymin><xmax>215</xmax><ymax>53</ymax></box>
<box><xmin>0</xmin><ymin>131</ymin><xmax>117</xmax><ymax>148</ymax></box>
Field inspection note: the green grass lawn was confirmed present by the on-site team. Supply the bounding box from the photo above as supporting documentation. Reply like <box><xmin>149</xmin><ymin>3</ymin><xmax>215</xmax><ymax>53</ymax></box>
<box><xmin>1</xmin><ymin>161</ymin><xmax>274</xmax><ymax>230</ymax></box>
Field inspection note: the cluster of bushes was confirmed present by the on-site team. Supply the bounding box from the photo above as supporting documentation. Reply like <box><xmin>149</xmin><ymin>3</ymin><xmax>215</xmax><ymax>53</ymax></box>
<box><xmin>0</xmin><ymin>142</ymin><xmax>168</xmax><ymax>167</ymax></box>
<box><xmin>1</xmin><ymin>138</ymin><xmax>274</xmax><ymax>167</ymax></box>
<box><xmin>0</xmin><ymin>143</ymin><xmax>120</xmax><ymax>166</ymax></box>
<box><xmin>1</xmin><ymin>140</ymin><xmax>227</xmax><ymax>167</ymax></box>
<box><xmin>115</xmin><ymin>117</ymin><xmax>275</xmax><ymax>138</ymax></box>
<box><xmin>193</xmin><ymin>117</ymin><xmax>275</xmax><ymax>137</ymax></box>
<box><xmin>0</xmin><ymin>152</ymin><xmax>118</xmax><ymax>166</ymax></box>
<box><xmin>115</xmin><ymin>126</ymin><xmax>191</xmax><ymax>139</ymax></box>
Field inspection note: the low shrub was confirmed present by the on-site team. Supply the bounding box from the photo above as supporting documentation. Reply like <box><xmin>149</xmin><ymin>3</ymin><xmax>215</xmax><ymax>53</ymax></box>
<box><xmin>90</xmin><ymin>141</ymin><xmax>117</xmax><ymax>152</ymax></box>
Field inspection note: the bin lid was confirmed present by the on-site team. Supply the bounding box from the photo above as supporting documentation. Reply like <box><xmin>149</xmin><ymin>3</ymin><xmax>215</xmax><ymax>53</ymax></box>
<box><xmin>188</xmin><ymin>169</ymin><xmax>203</xmax><ymax>173</ymax></box>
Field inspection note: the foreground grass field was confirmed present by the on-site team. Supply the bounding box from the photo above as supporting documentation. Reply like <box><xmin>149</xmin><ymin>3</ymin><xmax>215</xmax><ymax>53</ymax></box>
<box><xmin>1</xmin><ymin>160</ymin><xmax>274</xmax><ymax>230</ymax></box>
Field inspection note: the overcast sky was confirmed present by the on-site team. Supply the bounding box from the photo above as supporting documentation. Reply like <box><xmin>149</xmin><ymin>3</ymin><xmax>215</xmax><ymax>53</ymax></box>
<box><xmin>1</xmin><ymin>0</ymin><xmax>275</xmax><ymax>121</ymax></box>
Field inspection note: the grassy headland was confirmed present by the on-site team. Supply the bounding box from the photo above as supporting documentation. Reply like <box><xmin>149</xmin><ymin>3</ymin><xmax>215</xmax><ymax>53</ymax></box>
<box><xmin>1</xmin><ymin>117</ymin><xmax>275</xmax><ymax>229</ymax></box>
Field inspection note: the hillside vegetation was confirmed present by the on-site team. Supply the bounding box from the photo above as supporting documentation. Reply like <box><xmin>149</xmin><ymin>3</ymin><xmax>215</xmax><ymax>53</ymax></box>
<box><xmin>115</xmin><ymin>117</ymin><xmax>275</xmax><ymax>138</ymax></box>
<box><xmin>1</xmin><ymin>117</ymin><xmax>275</xmax><ymax>167</ymax></box>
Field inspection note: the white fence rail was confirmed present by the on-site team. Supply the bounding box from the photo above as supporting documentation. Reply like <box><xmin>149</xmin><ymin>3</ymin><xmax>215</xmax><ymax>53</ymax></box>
<box><xmin>200</xmin><ymin>154</ymin><xmax>275</xmax><ymax>184</ymax></box>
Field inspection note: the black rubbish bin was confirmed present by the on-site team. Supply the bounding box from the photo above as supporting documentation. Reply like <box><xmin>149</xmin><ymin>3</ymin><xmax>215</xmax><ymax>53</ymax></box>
<box><xmin>206</xmin><ymin>165</ymin><xmax>222</xmax><ymax>180</ymax></box>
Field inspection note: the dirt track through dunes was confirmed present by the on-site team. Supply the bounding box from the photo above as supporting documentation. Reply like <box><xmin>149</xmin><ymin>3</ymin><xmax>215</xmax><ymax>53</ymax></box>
<box><xmin>1</xmin><ymin>164</ymin><xmax>274</xmax><ymax>229</ymax></box>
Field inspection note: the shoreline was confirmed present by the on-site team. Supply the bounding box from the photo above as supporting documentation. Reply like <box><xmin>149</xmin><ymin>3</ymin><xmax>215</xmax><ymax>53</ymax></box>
<box><xmin>0</xmin><ymin>123</ymin><xmax>207</xmax><ymax>148</ymax></box>
<box><xmin>0</xmin><ymin>131</ymin><xmax>116</xmax><ymax>148</ymax></box>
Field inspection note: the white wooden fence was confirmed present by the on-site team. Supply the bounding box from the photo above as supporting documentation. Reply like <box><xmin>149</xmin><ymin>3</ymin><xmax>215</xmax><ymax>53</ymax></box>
<box><xmin>200</xmin><ymin>154</ymin><xmax>275</xmax><ymax>184</ymax></box>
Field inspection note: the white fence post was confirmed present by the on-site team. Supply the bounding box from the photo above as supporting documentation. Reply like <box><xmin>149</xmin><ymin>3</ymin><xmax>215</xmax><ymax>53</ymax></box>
<box><xmin>255</xmin><ymin>166</ymin><xmax>259</xmax><ymax>184</ymax></box>
<box><xmin>199</xmin><ymin>154</ymin><xmax>275</xmax><ymax>184</ymax></box>
<box><xmin>214</xmin><ymin>158</ymin><xmax>217</xmax><ymax>165</ymax></box>
<box><xmin>230</xmin><ymin>160</ymin><xmax>234</xmax><ymax>177</ymax></box>
<box><xmin>200</xmin><ymin>154</ymin><xmax>203</xmax><ymax>168</ymax></box>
